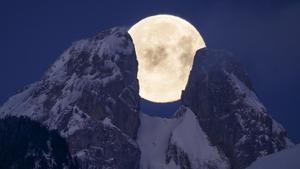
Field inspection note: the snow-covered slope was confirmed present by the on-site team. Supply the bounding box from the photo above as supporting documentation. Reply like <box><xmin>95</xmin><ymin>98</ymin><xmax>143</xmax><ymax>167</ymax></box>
<box><xmin>167</xmin><ymin>107</ymin><xmax>229</xmax><ymax>169</ymax></box>
<box><xmin>0</xmin><ymin>27</ymin><xmax>141</xmax><ymax>169</ymax></box>
<box><xmin>0</xmin><ymin>25</ymin><xmax>295</xmax><ymax>169</ymax></box>
<box><xmin>247</xmin><ymin>144</ymin><xmax>300</xmax><ymax>169</ymax></box>
<box><xmin>138</xmin><ymin>110</ymin><xmax>180</xmax><ymax>169</ymax></box>
<box><xmin>138</xmin><ymin>106</ymin><xmax>230</xmax><ymax>169</ymax></box>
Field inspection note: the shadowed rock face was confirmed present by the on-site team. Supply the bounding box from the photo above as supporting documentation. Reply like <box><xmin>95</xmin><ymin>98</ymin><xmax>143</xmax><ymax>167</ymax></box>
<box><xmin>166</xmin><ymin>143</ymin><xmax>192</xmax><ymax>169</ymax></box>
<box><xmin>0</xmin><ymin>27</ymin><xmax>141</xmax><ymax>169</ymax></box>
<box><xmin>0</xmin><ymin>25</ymin><xmax>294</xmax><ymax>169</ymax></box>
<box><xmin>182</xmin><ymin>48</ymin><xmax>293</xmax><ymax>169</ymax></box>
<box><xmin>0</xmin><ymin>116</ymin><xmax>78</xmax><ymax>169</ymax></box>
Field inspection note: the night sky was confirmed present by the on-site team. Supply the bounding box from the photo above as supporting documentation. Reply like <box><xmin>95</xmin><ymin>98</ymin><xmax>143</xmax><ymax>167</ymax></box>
<box><xmin>0</xmin><ymin>0</ymin><xmax>299</xmax><ymax>142</ymax></box>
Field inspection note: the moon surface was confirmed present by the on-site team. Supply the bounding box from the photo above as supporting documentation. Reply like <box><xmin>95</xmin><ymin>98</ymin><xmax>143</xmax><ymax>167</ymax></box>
<box><xmin>128</xmin><ymin>14</ymin><xmax>206</xmax><ymax>103</ymax></box>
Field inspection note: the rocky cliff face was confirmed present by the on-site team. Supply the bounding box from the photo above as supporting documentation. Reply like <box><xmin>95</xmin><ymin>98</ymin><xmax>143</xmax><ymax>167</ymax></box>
<box><xmin>181</xmin><ymin>48</ymin><xmax>293</xmax><ymax>169</ymax></box>
<box><xmin>0</xmin><ymin>27</ymin><xmax>141</xmax><ymax>169</ymax></box>
<box><xmin>0</xmin><ymin>26</ymin><xmax>294</xmax><ymax>169</ymax></box>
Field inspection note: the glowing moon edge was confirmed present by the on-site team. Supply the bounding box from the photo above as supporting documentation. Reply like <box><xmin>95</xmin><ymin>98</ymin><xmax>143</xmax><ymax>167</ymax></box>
<box><xmin>128</xmin><ymin>14</ymin><xmax>206</xmax><ymax>103</ymax></box>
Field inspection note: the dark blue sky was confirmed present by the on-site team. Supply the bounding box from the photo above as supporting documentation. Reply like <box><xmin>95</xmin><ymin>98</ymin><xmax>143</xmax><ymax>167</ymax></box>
<box><xmin>0</xmin><ymin>0</ymin><xmax>299</xmax><ymax>142</ymax></box>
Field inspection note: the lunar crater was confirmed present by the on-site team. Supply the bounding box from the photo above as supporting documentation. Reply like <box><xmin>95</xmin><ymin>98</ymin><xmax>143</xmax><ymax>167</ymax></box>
<box><xmin>129</xmin><ymin>14</ymin><xmax>206</xmax><ymax>103</ymax></box>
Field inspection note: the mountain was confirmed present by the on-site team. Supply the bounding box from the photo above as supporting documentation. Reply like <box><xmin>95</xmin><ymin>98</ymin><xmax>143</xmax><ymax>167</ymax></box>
<box><xmin>181</xmin><ymin>48</ymin><xmax>294</xmax><ymax>169</ymax></box>
<box><xmin>0</xmin><ymin>116</ymin><xmax>77</xmax><ymax>169</ymax></box>
<box><xmin>0</xmin><ymin>26</ymin><xmax>295</xmax><ymax>169</ymax></box>
<box><xmin>138</xmin><ymin>106</ymin><xmax>230</xmax><ymax>169</ymax></box>
<box><xmin>0</xmin><ymin>27</ymin><xmax>141</xmax><ymax>169</ymax></box>
<box><xmin>247</xmin><ymin>144</ymin><xmax>300</xmax><ymax>169</ymax></box>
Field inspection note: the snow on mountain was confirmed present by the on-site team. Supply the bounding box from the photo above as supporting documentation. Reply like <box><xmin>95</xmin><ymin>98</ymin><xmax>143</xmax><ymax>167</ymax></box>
<box><xmin>138</xmin><ymin>106</ymin><xmax>230</xmax><ymax>169</ymax></box>
<box><xmin>0</xmin><ymin>27</ymin><xmax>141</xmax><ymax>169</ymax></box>
<box><xmin>182</xmin><ymin>48</ymin><xmax>293</xmax><ymax>169</ymax></box>
<box><xmin>0</xmin><ymin>25</ymin><xmax>295</xmax><ymax>169</ymax></box>
<box><xmin>247</xmin><ymin>144</ymin><xmax>300</xmax><ymax>169</ymax></box>
<box><xmin>167</xmin><ymin>107</ymin><xmax>230</xmax><ymax>169</ymax></box>
<box><xmin>138</xmin><ymin>110</ymin><xmax>180</xmax><ymax>169</ymax></box>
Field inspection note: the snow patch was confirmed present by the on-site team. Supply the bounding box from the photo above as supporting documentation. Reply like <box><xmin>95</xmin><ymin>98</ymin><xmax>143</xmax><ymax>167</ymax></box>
<box><xmin>102</xmin><ymin>117</ymin><xmax>114</xmax><ymax>128</ymax></box>
<box><xmin>138</xmin><ymin>107</ymin><xmax>229</xmax><ymax>169</ymax></box>
<box><xmin>247</xmin><ymin>144</ymin><xmax>300</xmax><ymax>169</ymax></box>
<box><xmin>138</xmin><ymin>112</ymin><xmax>181</xmax><ymax>169</ymax></box>
<box><xmin>170</xmin><ymin>108</ymin><xmax>229</xmax><ymax>169</ymax></box>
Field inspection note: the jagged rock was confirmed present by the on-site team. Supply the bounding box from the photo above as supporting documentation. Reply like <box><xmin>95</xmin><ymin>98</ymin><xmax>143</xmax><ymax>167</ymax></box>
<box><xmin>0</xmin><ymin>24</ymin><xmax>295</xmax><ymax>169</ymax></box>
<box><xmin>0</xmin><ymin>27</ymin><xmax>140</xmax><ymax>169</ymax></box>
<box><xmin>182</xmin><ymin>48</ymin><xmax>293</xmax><ymax>169</ymax></box>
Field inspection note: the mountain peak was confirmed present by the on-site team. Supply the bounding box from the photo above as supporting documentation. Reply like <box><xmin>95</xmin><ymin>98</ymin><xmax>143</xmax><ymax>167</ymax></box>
<box><xmin>43</xmin><ymin>26</ymin><xmax>134</xmax><ymax>81</ymax></box>
<box><xmin>0</xmin><ymin>26</ymin><xmax>141</xmax><ymax>169</ymax></box>
<box><xmin>182</xmin><ymin>48</ymin><xmax>293</xmax><ymax>169</ymax></box>
<box><xmin>0</xmin><ymin>26</ymin><xmax>294</xmax><ymax>169</ymax></box>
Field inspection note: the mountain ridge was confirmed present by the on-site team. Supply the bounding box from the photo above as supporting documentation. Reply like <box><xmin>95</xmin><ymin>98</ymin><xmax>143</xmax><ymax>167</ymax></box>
<box><xmin>0</xmin><ymin>26</ymin><xmax>141</xmax><ymax>169</ymax></box>
<box><xmin>0</xmin><ymin>26</ymin><xmax>295</xmax><ymax>169</ymax></box>
<box><xmin>182</xmin><ymin>48</ymin><xmax>293</xmax><ymax>169</ymax></box>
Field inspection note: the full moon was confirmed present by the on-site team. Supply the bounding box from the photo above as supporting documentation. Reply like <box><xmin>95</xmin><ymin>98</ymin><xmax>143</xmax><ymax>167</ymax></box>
<box><xmin>128</xmin><ymin>14</ymin><xmax>206</xmax><ymax>103</ymax></box>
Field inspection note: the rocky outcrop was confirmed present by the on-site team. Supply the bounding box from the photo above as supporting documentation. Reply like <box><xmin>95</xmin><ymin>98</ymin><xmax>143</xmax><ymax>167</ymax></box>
<box><xmin>0</xmin><ymin>24</ymin><xmax>294</xmax><ymax>169</ymax></box>
<box><xmin>182</xmin><ymin>48</ymin><xmax>293</xmax><ymax>169</ymax></box>
<box><xmin>166</xmin><ymin>143</ymin><xmax>192</xmax><ymax>169</ymax></box>
<box><xmin>0</xmin><ymin>27</ymin><xmax>140</xmax><ymax>169</ymax></box>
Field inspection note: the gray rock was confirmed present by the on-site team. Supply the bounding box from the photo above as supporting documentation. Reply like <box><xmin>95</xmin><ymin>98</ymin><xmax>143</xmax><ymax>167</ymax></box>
<box><xmin>0</xmin><ymin>26</ymin><xmax>294</xmax><ymax>169</ymax></box>
<box><xmin>0</xmin><ymin>27</ymin><xmax>141</xmax><ymax>169</ymax></box>
<box><xmin>166</xmin><ymin>142</ymin><xmax>192</xmax><ymax>169</ymax></box>
<box><xmin>182</xmin><ymin>48</ymin><xmax>293</xmax><ymax>169</ymax></box>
